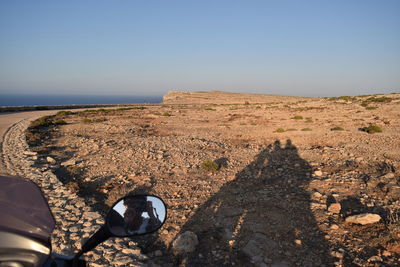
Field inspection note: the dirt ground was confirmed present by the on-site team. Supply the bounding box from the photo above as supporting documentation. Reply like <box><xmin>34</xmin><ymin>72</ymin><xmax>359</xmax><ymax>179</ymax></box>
<box><xmin>26</xmin><ymin>91</ymin><xmax>400</xmax><ymax>266</ymax></box>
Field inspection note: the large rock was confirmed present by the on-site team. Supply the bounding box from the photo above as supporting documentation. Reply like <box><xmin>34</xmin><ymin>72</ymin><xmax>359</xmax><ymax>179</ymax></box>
<box><xmin>172</xmin><ymin>231</ymin><xmax>199</xmax><ymax>255</ymax></box>
<box><xmin>345</xmin><ymin>213</ymin><xmax>381</xmax><ymax>225</ymax></box>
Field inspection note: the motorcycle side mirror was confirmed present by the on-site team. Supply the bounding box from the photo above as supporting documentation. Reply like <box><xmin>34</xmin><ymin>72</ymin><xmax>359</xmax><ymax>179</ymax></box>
<box><xmin>73</xmin><ymin>195</ymin><xmax>167</xmax><ymax>267</ymax></box>
<box><xmin>106</xmin><ymin>195</ymin><xmax>167</xmax><ymax>237</ymax></box>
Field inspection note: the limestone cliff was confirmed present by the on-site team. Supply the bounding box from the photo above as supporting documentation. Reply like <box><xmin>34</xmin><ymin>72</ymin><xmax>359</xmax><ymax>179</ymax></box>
<box><xmin>162</xmin><ymin>90</ymin><xmax>311</xmax><ymax>104</ymax></box>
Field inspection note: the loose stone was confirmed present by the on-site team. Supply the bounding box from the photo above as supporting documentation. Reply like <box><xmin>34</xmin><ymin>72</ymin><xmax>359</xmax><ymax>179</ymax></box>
<box><xmin>345</xmin><ymin>213</ymin><xmax>381</xmax><ymax>225</ymax></box>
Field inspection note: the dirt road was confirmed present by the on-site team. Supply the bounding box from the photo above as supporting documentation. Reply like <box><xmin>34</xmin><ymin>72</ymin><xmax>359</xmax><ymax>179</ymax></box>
<box><xmin>0</xmin><ymin>110</ymin><xmax>58</xmax><ymax>174</ymax></box>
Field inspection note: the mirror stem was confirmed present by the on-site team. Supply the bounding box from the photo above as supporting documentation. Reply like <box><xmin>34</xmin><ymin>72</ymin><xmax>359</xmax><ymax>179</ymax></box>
<box><xmin>72</xmin><ymin>225</ymin><xmax>111</xmax><ymax>267</ymax></box>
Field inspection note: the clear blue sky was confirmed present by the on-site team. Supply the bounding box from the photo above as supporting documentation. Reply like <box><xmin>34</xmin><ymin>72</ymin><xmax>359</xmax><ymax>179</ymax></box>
<box><xmin>0</xmin><ymin>0</ymin><xmax>399</xmax><ymax>97</ymax></box>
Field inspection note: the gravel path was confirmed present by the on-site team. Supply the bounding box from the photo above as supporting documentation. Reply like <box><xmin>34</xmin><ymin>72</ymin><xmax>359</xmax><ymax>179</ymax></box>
<box><xmin>1</xmin><ymin>118</ymin><xmax>152</xmax><ymax>267</ymax></box>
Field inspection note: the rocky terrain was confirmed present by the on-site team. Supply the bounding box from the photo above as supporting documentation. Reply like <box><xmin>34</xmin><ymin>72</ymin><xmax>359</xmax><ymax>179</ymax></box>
<box><xmin>2</xmin><ymin>118</ymin><xmax>154</xmax><ymax>266</ymax></box>
<box><xmin>15</xmin><ymin>91</ymin><xmax>400</xmax><ymax>266</ymax></box>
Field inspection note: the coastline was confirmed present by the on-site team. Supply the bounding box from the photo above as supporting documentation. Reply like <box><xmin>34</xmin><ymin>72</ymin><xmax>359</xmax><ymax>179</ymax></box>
<box><xmin>0</xmin><ymin>103</ymin><xmax>160</xmax><ymax>113</ymax></box>
<box><xmin>0</xmin><ymin>94</ymin><xmax>163</xmax><ymax>113</ymax></box>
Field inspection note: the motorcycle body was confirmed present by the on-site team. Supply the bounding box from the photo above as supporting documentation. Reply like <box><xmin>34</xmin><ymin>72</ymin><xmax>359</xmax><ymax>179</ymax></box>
<box><xmin>0</xmin><ymin>175</ymin><xmax>167</xmax><ymax>267</ymax></box>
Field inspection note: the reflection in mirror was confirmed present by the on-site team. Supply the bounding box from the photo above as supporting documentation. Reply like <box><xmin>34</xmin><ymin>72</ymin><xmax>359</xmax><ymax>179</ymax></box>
<box><xmin>107</xmin><ymin>195</ymin><xmax>166</xmax><ymax>237</ymax></box>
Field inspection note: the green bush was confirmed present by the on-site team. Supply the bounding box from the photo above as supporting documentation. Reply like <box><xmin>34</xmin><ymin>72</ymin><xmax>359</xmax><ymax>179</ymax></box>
<box><xmin>53</xmin><ymin>119</ymin><xmax>67</xmax><ymax>125</ymax></box>
<box><xmin>162</xmin><ymin>112</ymin><xmax>172</xmax><ymax>117</ymax></box>
<box><xmin>291</xmin><ymin>115</ymin><xmax>303</xmax><ymax>120</ymax></box>
<box><xmin>339</xmin><ymin>96</ymin><xmax>356</xmax><ymax>101</ymax></box>
<box><xmin>31</xmin><ymin>115</ymin><xmax>67</xmax><ymax>127</ymax></box>
<box><xmin>301</xmin><ymin>128</ymin><xmax>312</xmax><ymax>131</ymax></box>
<box><xmin>56</xmin><ymin>110</ymin><xmax>73</xmax><ymax>116</ymax></box>
<box><xmin>366</xmin><ymin>96</ymin><xmax>391</xmax><ymax>103</ymax></box>
<box><xmin>275</xmin><ymin>128</ymin><xmax>285</xmax><ymax>133</ymax></box>
<box><xmin>366</xmin><ymin>106</ymin><xmax>378</xmax><ymax>110</ymax></box>
<box><xmin>360</xmin><ymin>125</ymin><xmax>382</xmax><ymax>134</ymax></box>
<box><xmin>81</xmin><ymin>117</ymin><xmax>106</xmax><ymax>123</ymax></box>
<box><xmin>31</xmin><ymin>116</ymin><xmax>53</xmax><ymax>127</ymax></box>
<box><xmin>331</xmin><ymin>126</ymin><xmax>344</xmax><ymax>131</ymax></box>
<box><xmin>200</xmin><ymin>160</ymin><xmax>219</xmax><ymax>172</ymax></box>
<box><xmin>328</xmin><ymin>96</ymin><xmax>356</xmax><ymax>102</ymax></box>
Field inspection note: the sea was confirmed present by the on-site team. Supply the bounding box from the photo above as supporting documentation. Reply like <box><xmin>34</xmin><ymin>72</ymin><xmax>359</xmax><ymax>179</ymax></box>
<box><xmin>0</xmin><ymin>94</ymin><xmax>163</xmax><ymax>107</ymax></box>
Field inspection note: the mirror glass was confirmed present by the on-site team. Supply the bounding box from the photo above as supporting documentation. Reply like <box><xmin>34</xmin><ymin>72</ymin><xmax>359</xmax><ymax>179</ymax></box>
<box><xmin>106</xmin><ymin>195</ymin><xmax>167</xmax><ymax>237</ymax></box>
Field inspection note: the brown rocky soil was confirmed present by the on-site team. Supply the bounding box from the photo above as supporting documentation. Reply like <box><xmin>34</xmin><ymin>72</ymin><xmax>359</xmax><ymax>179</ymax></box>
<box><xmin>26</xmin><ymin>91</ymin><xmax>400</xmax><ymax>266</ymax></box>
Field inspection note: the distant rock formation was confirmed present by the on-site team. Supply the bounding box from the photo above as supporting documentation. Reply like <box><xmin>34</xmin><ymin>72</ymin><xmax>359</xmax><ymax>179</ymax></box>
<box><xmin>162</xmin><ymin>90</ymin><xmax>191</xmax><ymax>103</ymax></box>
<box><xmin>162</xmin><ymin>90</ymin><xmax>311</xmax><ymax>105</ymax></box>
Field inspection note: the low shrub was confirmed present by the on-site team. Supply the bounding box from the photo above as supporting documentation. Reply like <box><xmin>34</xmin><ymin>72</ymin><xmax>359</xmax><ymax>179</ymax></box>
<box><xmin>366</xmin><ymin>96</ymin><xmax>392</xmax><ymax>103</ymax></box>
<box><xmin>366</xmin><ymin>106</ymin><xmax>378</xmax><ymax>110</ymax></box>
<box><xmin>31</xmin><ymin>116</ymin><xmax>53</xmax><ymax>127</ymax></box>
<box><xmin>56</xmin><ymin>110</ymin><xmax>73</xmax><ymax>116</ymax></box>
<box><xmin>200</xmin><ymin>160</ymin><xmax>219</xmax><ymax>172</ymax></box>
<box><xmin>338</xmin><ymin>96</ymin><xmax>356</xmax><ymax>101</ymax></box>
<box><xmin>291</xmin><ymin>115</ymin><xmax>303</xmax><ymax>120</ymax></box>
<box><xmin>31</xmin><ymin>115</ymin><xmax>67</xmax><ymax>127</ymax></box>
<box><xmin>162</xmin><ymin>112</ymin><xmax>172</xmax><ymax>117</ymax></box>
<box><xmin>328</xmin><ymin>96</ymin><xmax>356</xmax><ymax>102</ymax></box>
<box><xmin>360</xmin><ymin>125</ymin><xmax>382</xmax><ymax>134</ymax></box>
<box><xmin>275</xmin><ymin>128</ymin><xmax>285</xmax><ymax>133</ymax></box>
<box><xmin>331</xmin><ymin>126</ymin><xmax>345</xmax><ymax>131</ymax></box>
<box><xmin>301</xmin><ymin>128</ymin><xmax>312</xmax><ymax>131</ymax></box>
<box><xmin>53</xmin><ymin>119</ymin><xmax>67</xmax><ymax>125</ymax></box>
<box><xmin>82</xmin><ymin>117</ymin><xmax>106</xmax><ymax>123</ymax></box>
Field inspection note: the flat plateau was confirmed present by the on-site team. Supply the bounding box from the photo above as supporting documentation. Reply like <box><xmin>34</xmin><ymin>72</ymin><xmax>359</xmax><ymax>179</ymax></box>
<box><xmin>24</xmin><ymin>91</ymin><xmax>400</xmax><ymax>266</ymax></box>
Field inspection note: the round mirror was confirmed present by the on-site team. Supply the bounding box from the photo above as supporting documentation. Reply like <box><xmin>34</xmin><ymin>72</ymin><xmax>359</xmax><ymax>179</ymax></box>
<box><xmin>106</xmin><ymin>195</ymin><xmax>167</xmax><ymax>237</ymax></box>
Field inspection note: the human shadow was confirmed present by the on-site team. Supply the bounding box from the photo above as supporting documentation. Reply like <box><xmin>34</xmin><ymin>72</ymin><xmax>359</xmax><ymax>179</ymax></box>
<box><xmin>177</xmin><ymin>139</ymin><xmax>336</xmax><ymax>266</ymax></box>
